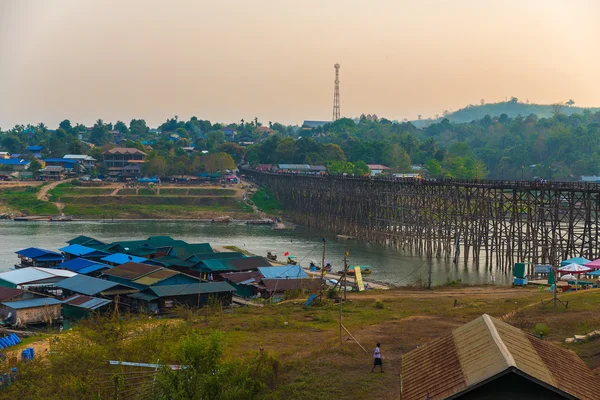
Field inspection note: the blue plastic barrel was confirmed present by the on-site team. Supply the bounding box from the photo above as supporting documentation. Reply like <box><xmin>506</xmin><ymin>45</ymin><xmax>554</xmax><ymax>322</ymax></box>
<box><xmin>11</xmin><ymin>334</ymin><xmax>21</xmax><ymax>344</ymax></box>
<box><xmin>0</xmin><ymin>338</ymin><xmax>9</xmax><ymax>348</ymax></box>
<box><xmin>21</xmin><ymin>350</ymin><xmax>29</xmax><ymax>361</ymax></box>
<box><xmin>28</xmin><ymin>348</ymin><xmax>34</xmax><ymax>360</ymax></box>
<box><xmin>5</xmin><ymin>336</ymin><xmax>15</xmax><ymax>346</ymax></box>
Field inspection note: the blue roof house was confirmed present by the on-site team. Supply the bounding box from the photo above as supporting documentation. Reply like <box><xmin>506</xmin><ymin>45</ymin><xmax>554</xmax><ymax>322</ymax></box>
<box><xmin>59</xmin><ymin>244</ymin><xmax>111</xmax><ymax>261</ymax></box>
<box><xmin>101</xmin><ymin>253</ymin><xmax>148</xmax><ymax>266</ymax></box>
<box><xmin>15</xmin><ymin>247</ymin><xmax>64</xmax><ymax>269</ymax></box>
<box><xmin>55</xmin><ymin>258</ymin><xmax>113</xmax><ymax>277</ymax></box>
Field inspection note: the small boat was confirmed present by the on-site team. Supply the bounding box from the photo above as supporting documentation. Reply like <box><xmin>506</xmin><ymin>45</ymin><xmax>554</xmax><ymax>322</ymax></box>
<box><xmin>287</xmin><ymin>256</ymin><xmax>297</xmax><ymax>265</ymax></box>
<box><xmin>211</xmin><ymin>216</ymin><xmax>231</xmax><ymax>223</ymax></box>
<box><xmin>267</xmin><ymin>251</ymin><xmax>277</xmax><ymax>261</ymax></box>
<box><xmin>50</xmin><ymin>214</ymin><xmax>73</xmax><ymax>222</ymax></box>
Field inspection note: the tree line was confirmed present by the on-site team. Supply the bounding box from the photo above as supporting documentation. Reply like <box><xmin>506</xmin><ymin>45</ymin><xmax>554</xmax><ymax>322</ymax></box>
<box><xmin>3</xmin><ymin>106</ymin><xmax>600</xmax><ymax>180</ymax></box>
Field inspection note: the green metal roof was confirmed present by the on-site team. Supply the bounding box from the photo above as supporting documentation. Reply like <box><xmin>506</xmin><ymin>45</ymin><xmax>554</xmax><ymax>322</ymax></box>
<box><xmin>151</xmin><ymin>256</ymin><xmax>196</xmax><ymax>268</ymax></box>
<box><xmin>198</xmin><ymin>259</ymin><xmax>236</xmax><ymax>272</ymax></box>
<box><xmin>168</xmin><ymin>243</ymin><xmax>213</xmax><ymax>260</ymax></box>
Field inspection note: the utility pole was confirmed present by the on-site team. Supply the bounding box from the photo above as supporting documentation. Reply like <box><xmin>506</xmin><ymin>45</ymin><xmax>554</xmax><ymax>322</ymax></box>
<box><xmin>320</xmin><ymin>238</ymin><xmax>326</xmax><ymax>285</ymax></box>
<box><xmin>343</xmin><ymin>246</ymin><xmax>348</xmax><ymax>301</ymax></box>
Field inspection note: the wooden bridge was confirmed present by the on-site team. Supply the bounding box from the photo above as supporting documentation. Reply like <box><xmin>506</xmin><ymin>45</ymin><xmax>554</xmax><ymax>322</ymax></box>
<box><xmin>245</xmin><ymin>171</ymin><xmax>600</xmax><ymax>271</ymax></box>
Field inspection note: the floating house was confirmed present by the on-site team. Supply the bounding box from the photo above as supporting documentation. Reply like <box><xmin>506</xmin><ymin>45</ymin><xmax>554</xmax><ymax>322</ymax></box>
<box><xmin>54</xmin><ymin>258</ymin><xmax>112</xmax><ymax>277</ymax></box>
<box><xmin>62</xmin><ymin>295</ymin><xmax>112</xmax><ymax>320</ymax></box>
<box><xmin>128</xmin><ymin>282</ymin><xmax>234</xmax><ymax>313</ymax></box>
<box><xmin>223</xmin><ymin>265</ymin><xmax>316</xmax><ymax>299</ymax></box>
<box><xmin>400</xmin><ymin>314</ymin><xmax>600</xmax><ymax>400</ymax></box>
<box><xmin>55</xmin><ymin>275</ymin><xmax>138</xmax><ymax>298</ymax></box>
<box><xmin>100</xmin><ymin>253</ymin><xmax>148</xmax><ymax>266</ymax></box>
<box><xmin>58</xmin><ymin>244</ymin><xmax>111</xmax><ymax>261</ymax></box>
<box><xmin>101</xmin><ymin>262</ymin><xmax>199</xmax><ymax>291</ymax></box>
<box><xmin>0</xmin><ymin>267</ymin><xmax>76</xmax><ymax>289</ymax></box>
<box><xmin>15</xmin><ymin>248</ymin><xmax>64</xmax><ymax>269</ymax></box>
<box><xmin>66</xmin><ymin>235</ymin><xmax>106</xmax><ymax>247</ymax></box>
<box><xmin>0</xmin><ymin>287</ymin><xmax>36</xmax><ymax>303</ymax></box>
<box><xmin>1</xmin><ymin>298</ymin><xmax>62</xmax><ymax>327</ymax></box>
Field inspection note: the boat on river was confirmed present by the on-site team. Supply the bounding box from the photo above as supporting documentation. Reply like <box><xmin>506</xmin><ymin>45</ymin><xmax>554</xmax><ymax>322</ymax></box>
<box><xmin>50</xmin><ymin>214</ymin><xmax>73</xmax><ymax>222</ymax></box>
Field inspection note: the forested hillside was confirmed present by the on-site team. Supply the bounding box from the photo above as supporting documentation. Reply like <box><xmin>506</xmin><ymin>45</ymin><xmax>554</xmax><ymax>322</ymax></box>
<box><xmin>411</xmin><ymin>99</ymin><xmax>600</xmax><ymax>127</ymax></box>
<box><xmin>3</xmin><ymin>105</ymin><xmax>600</xmax><ymax>181</ymax></box>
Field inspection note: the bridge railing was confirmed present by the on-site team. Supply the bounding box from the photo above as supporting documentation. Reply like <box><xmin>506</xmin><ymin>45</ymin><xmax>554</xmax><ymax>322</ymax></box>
<box><xmin>243</xmin><ymin>168</ymin><xmax>600</xmax><ymax>191</ymax></box>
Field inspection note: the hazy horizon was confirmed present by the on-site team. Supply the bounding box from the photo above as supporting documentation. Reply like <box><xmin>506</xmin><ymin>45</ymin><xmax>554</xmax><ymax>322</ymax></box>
<box><xmin>1</xmin><ymin>0</ymin><xmax>599</xmax><ymax>129</ymax></box>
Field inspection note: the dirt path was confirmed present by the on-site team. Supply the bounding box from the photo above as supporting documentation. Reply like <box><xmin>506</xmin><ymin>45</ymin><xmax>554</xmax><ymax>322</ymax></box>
<box><xmin>36</xmin><ymin>180</ymin><xmax>66</xmax><ymax>201</ymax></box>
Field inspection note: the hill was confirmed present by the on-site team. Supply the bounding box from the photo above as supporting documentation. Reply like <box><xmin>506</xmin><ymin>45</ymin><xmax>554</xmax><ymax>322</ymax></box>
<box><xmin>412</xmin><ymin>100</ymin><xmax>600</xmax><ymax>127</ymax></box>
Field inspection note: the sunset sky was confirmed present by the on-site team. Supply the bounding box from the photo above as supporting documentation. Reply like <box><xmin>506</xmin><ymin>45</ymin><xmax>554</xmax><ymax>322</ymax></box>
<box><xmin>1</xmin><ymin>0</ymin><xmax>599</xmax><ymax>129</ymax></box>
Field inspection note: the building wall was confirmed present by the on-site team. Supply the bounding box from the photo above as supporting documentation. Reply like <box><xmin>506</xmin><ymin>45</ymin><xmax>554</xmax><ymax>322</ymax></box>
<box><xmin>10</xmin><ymin>304</ymin><xmax>62</xmax><ymax>327</ymax></box>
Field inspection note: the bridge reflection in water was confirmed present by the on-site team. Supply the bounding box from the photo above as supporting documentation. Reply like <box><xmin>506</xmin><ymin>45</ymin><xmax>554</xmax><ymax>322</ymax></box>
<box><xmin>247</xmin><ymin>171</ymin><xmax>600</xmax><ymax>274</ymax></box>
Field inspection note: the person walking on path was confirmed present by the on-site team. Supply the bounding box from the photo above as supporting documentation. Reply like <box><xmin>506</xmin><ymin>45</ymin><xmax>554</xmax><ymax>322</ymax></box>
<box><xmin>371</xmin><ymin>343</ymin><xmax>383</xmax><ymax>373</ymax></box>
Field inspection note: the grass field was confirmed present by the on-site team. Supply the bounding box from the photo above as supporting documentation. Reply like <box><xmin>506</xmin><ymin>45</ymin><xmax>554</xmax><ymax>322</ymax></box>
<box><xmin>251</xmin><ymin>188</ymin><xmax>282</xmax><ymax>214</ymax></box>
<box><xmin>2</xmin><ymin>286</ymin><xmax>598</xmax><ymax>399</ymax></box>
<box><xmin>47</xmin><ymin>183</ymin><xmax>113</xmax><ymax>201</ymax></box>
<box><xmin>0</xmin><ymin>186</ymin><xmax>58</xmax><ymax>215</ymax></box>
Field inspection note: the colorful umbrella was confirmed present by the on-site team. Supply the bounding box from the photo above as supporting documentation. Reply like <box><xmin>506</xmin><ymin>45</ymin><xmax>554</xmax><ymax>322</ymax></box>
<box><xmin>560</xmin><ymin>257</ymin><xmax>591</xmax><ymax>267</ymax></box>
<box><xmin>584</xmin><ymin>259</ymin><xmax>600</xmax><ymax>270</ymax></box>
<box><xmin>558</xmin><ymin>263</ymin><xmax>592</xmax><ymax>274</ymax></box>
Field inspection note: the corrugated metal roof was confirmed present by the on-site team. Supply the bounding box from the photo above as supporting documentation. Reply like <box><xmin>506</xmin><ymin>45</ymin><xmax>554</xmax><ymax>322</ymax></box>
<box><xmin>63</xmin><ymin>294</ymin><xmax>112</xmax><ymax>310</ymax></box>
<box><xmin>200</xmin><ymin>259</ymin><xmax>236</xmax><ymax>272</ymax></box>
<box><xmin>59</xmin><ymin>244</ymin><xmax>109</xmax><ymax>257</ymax></box>
<box><xmin>15</xmin><ymin>247</ymin><xmax>64</xmax><ymax>261</ymax></box>
<box><xmin>0</xmin><ymin>287</ymin><xmax>25</xmax><ymax>302</ymax></box>
<box><xmin>101</xmin><ymin>253</ymin><xmax>148</xmax><ymax>265</ymax></box>
<box><xmin>2</xmin><ymin>297</ymin><xmax>62</xmax><ymax>309</ymax></box>
<box><xmin>133</xmin><ymin>269</ymin><xmax>178</xmax><ymax>286</ymax></box>
<box><xmin>102</xmin><ymin>262</ymin><xmax>162</xmax><ymax>280</ymax></box>
<box><xmin>151</xmin><ymin>256</ymin><xmax>195</xmax><ymax>268</ymax></box>
<box><xmin>229</xmin><ymin>256</ymin><xmax>271</xmax><ymax>271</ymax></box>
<box><xmin>55</xmin><ymin>274</ymin><xmax>136</xmax><ymax>296</ymax></box>
<box><xmin>127</xmin><ymin>292</ymin><xmax>159</xmax><ymax>301</ymax></box>
<box><xmin>149</xmin><ymin>282</ymin><xmax>234</xmax><ymax>297</ymax></box>
<box><xmin>56</xmin><ymin>258</ymin><xmax>111</xmax><ymax>274</ymax></box>
<box><xmin>168</xmin><ymin>243</ymin><xmax>213</xmax><ymax>259</ymax></box>
<box><xmin>258</xmin><ymin>265</ymin><xmax>307</xmax><ymax>279</ymax></box>
<box><xmin>400</xmin><ymin>314</ymin><xmax>600</xmax><ymax>400</ymax></box>
<box><xmin>0</xmin><ymin>267</ymin><xmax>76</xmax><ymax>285</ymax></box>
<box><xmin>67</xmin><ymin>235</ymin><xmax>105</xmax><ymax>246</ymax></box>
<box><xmin>222</xmin><ymin>271</ymin><xmax>262</xmax><ymax>284</ymax></box>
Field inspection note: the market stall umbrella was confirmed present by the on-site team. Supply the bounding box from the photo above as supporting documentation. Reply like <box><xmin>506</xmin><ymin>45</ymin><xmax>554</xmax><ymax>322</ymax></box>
<box><xmin>589</xmin><ymin>270</ymin><xmax>600</xmax><ymax>277</ymax></box>
<box><xmin>560</xmin><ymin>257</ymin><xmax>591</xmax><ymax>267</ymax></box>
<box><xmin>584</xmin><ymin>258</ymin><xmax>600</xmax><ymax>270</ymax></box>
<box><xmin>558</xmin><ymin>263</ymin><xmax>592</xmax><ymax>274</ymax></box>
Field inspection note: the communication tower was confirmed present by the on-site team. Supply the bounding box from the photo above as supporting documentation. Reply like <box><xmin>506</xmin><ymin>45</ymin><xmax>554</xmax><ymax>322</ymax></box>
<box><xmin>333</xmin><ymin>63</ymin><xmax>340</xmax><ymax>121</ymax></box>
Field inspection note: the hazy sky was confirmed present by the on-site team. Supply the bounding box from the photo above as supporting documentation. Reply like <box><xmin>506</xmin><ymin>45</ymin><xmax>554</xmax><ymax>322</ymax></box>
<box><xmin>1</xmin><ymin>0</ymin><xmax>599</xmax><ymax>129</ymax></box>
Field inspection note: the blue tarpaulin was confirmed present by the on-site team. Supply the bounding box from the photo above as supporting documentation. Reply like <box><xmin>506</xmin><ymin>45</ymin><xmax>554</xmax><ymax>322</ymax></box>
<box><xmin>258</xmin><ymin>265</ymin><xmax>307</xmax><ymax>279</ymax></box>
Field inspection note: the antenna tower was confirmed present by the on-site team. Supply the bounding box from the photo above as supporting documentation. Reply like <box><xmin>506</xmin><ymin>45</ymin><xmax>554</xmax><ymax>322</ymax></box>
<box><xmin>333</xmin><ymin>63</ymin><xmax>340</xmax><ymax>121</ymax></box>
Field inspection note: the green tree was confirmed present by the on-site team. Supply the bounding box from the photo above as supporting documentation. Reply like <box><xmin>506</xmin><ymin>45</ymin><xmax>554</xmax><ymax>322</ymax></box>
<box><xmin>154</xmin><ymin>331</ymin><xmax>279</xmax><ymax>400</ymax></box>
<box><xmin>114</xmin><ymin>121</ymin><xmax>129</xmax><ymax>135</ymax></box>
<box><xmin>353</xmin><ymin>160</ymin><xmax>370</xmax><ymax>176</ymax></box>
<box><xmin>90</xmin><ymin>119</ymin><xmax>109</xmax><ymax>146</ymax></box>
<box><xmin>204</xmin><ymin>152</ymin><xmax>236</xmax><ymax>173</ymax></box>
<box><xmin>142</xmin><ymin>156</ymin><xmax>168</xmax><ymax>177</ymax></box>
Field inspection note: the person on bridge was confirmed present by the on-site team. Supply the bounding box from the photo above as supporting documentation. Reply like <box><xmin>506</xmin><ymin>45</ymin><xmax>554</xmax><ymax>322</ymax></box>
<box><xmin>371</xmin><ymin>343</ymin><xmax>383</xmax><ymax>373</ymax></box>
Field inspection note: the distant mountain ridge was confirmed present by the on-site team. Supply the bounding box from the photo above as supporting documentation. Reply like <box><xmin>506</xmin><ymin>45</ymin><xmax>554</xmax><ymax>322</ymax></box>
<box><xmin>411</xmin><ymin>101</ymin><xmax>600</xmax><ymax>127</ymax></box>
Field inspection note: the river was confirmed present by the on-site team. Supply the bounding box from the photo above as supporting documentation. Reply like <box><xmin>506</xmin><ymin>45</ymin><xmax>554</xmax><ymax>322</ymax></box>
<box><xmin>0</xmin><ymin>220</ymin><xmax>510</xmax><ymax>286</ymax></box>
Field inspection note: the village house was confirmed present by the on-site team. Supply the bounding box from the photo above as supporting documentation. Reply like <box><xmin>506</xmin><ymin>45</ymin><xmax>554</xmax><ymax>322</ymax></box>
<box><xmin>127</xmin><ymin>282</ymin><xmax>234</xmax><ymax>313</ymax></box>
<box><xmin>63</xmin><ymin>154</ymin><xmax>96</xmax><ymax>169</ymax></box>
<box><xmin>0</xmin><ymin>297</ymin><xmax>62</xmax><ymax>327</ymax></box>
<box><xmin>103</xmin><ymin>147</ymin><xmax>146</xmax><ymax>180</ymax></box>
<box><xmin>15</xmin><ymin>248</ymin><xmax>64</xmax><ymax>269</ymax></box>
<box><xmin>400</xmin><ymin>314</ymin><xmax>600</xmax><ymax>400</ymax></box>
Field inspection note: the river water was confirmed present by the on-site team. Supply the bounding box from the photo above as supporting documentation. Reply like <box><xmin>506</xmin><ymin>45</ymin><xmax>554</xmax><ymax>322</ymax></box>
<box><xmin>0</xmin><ymin>221</ymin><xmax>510</xmax><ymax>286</ymax></box>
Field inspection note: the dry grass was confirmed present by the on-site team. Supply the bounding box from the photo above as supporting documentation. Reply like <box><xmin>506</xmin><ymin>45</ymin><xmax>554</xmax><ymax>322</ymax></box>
<box><xmin>4</xmin><ymin>286</ymin><xmax>599</xmax><ymax>399</ymax></box>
